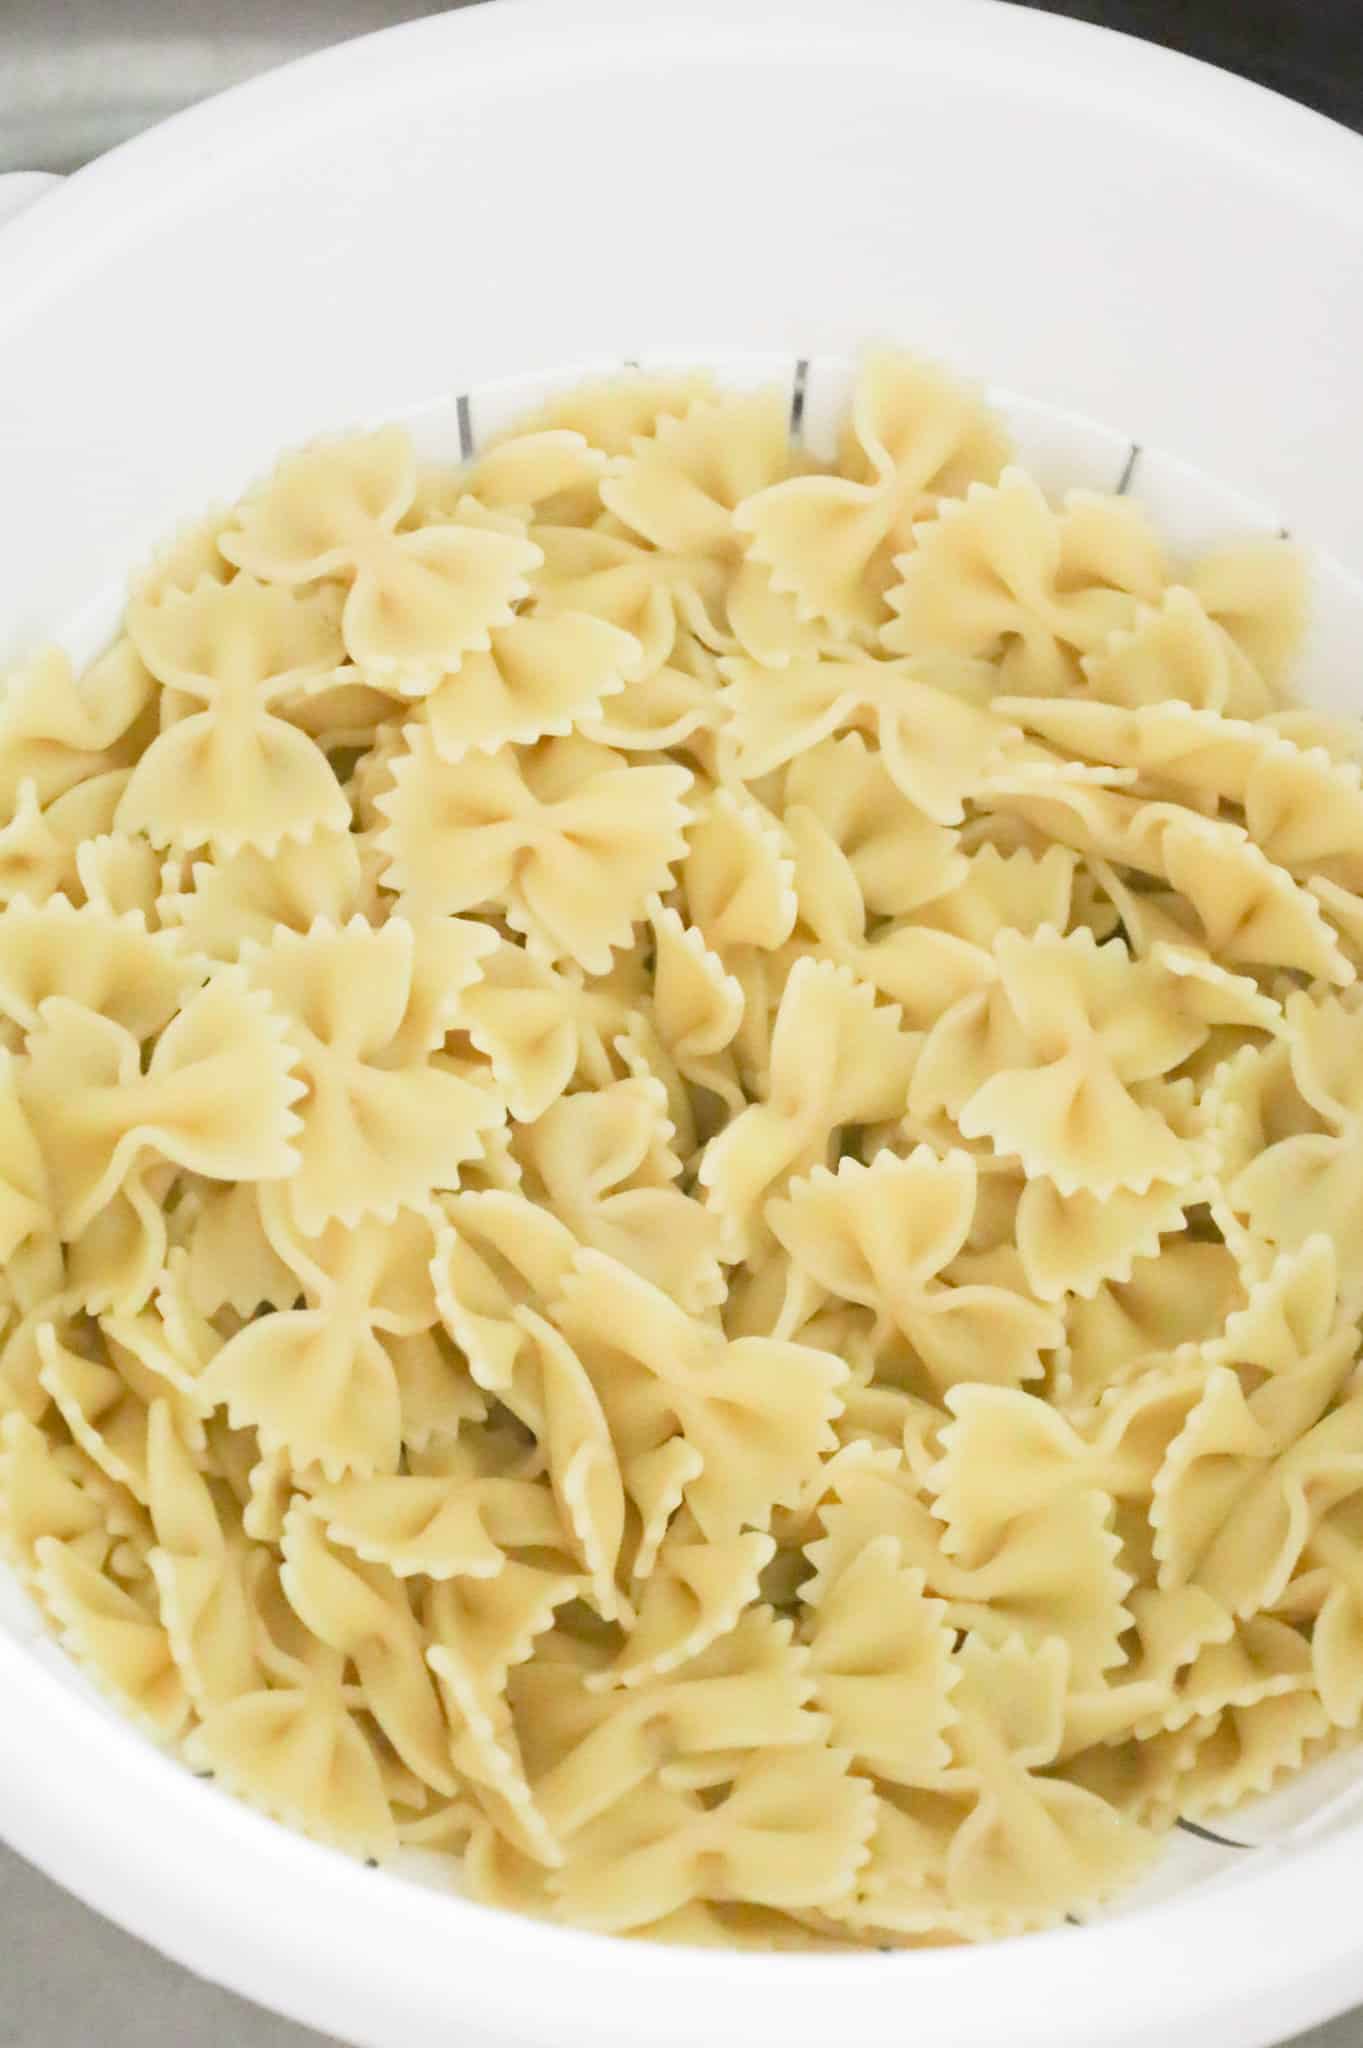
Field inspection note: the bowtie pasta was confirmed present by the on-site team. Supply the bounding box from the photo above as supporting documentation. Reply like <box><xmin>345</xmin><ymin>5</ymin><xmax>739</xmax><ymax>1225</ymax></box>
<box><xmin>7</xmin><ymin>345</ymin><xmax>1363</xmax><ymax>1950</ymax></box>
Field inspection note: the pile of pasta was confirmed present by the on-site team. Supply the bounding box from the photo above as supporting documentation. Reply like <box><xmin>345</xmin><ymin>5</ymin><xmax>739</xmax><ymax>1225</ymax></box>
<box><xmin>4</xmin><ymin>348</ymin><xmax>1363</xmax><ymax>1948</ymax></box>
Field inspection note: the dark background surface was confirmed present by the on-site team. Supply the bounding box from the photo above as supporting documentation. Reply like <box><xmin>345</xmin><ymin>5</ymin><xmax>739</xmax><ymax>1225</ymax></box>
<box><xmin>1017</xmin><ymin>0</ymin><xmax>1363</xmax><ymax>133</ymax></box>
<box><xmin>2</xmin><ymin>1</ymin><xmax>1362</xmax><ymax>2044</ymax></box>
<box><xmin>1</xmin><ymin>0</ymin><xmax>1362</xmax><ymax>171</ymax></box>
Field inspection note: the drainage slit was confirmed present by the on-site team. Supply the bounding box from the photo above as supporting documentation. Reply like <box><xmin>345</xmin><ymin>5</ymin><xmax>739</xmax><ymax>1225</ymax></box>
<box><xmin>1177</xmin><ymin>1816</ymin><xmax>1250</xmax><ymax>1850</ymax></box>
<box><xmin>790</xmin><ymin>357</ymin><xmax>810</xmax><ymax>441</ymax></box>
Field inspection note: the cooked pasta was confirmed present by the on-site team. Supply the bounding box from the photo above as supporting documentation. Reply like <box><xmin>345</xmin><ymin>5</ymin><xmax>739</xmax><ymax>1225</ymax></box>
<box><xmin>4</xmin><ymin>346</ymin><xmax>1358</xmax><ymax>1949</ymax></box>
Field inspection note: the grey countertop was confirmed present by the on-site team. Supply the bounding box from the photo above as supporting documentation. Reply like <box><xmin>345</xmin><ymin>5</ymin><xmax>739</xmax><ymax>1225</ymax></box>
<box><xmin>4</xmin><ymin>2</ymin><xmax>1363</xmax><ymax>2042</ymax></box>
<box><xmin>0</xmin><ymin>1845</ymin><xmax>321</xmax><ymax>2047</ymax></box>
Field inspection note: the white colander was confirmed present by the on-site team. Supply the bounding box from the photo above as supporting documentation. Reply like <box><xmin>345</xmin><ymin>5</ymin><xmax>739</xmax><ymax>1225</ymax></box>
<box><xmin>3</xmin><ymin>4</ymin><xmax>1363</xmax><ymax>2043</ymax></box>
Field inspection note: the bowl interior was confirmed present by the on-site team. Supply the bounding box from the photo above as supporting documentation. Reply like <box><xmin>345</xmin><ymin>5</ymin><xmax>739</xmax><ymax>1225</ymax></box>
<box><xmin>8</xmin><ymin>350</ymin><xmax>1363</xmax><ymax>1940</ymax></box>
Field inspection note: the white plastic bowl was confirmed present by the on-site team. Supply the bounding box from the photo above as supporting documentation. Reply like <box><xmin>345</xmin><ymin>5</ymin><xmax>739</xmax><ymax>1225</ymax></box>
<box><xmin>4</xmin><ymin>3</ymin><xmax>1363</xmax><ymax>2043</ymax></box>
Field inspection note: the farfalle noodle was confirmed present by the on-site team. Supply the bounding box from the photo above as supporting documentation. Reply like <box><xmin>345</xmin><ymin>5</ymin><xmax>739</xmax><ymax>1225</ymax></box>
<box><xmin>421</xmin><ymin>611</ymin><xmax>639</xmax><ymax>762</ymax></box>
<box><xmin>513</xmin><ymin>1077</ymin><xmax>726</xmax><ymax>1312</ymax></box>
<box><xmin>0</xmin><ymin>640</ymin><xmax>153</xmax><ymax>811</ymax></box>
<box><xmin>19</xmin><ymin>973</ymin><xmax>301</xmax><ymax>1236</ymax></box>
<box><xmin>0</xmin><ymin>772</ymin><xmax>126</xmax><ymax>908</ymax></box>
<box><xmin>552</xmin><ymin>1250</ymin><xmax>848</xmax><ymax>1543</ymax></box>
<box><xmin>550</xmin><ymin>1747</ymin><xmax>875</xmax><ymax>1933</ymax></box>
<box><xmin>736</xmin><ymin>350</ymin><xmax>1010</xmax><ymax>635</ymax></box>
<box><xmin>222</xmin><ymin>427</ymin><xmax>543</xmax><ymax>691</ymax></box>
<box><xmin>698</xmin><ymin>957</ymin><xmax>917</xmax><ymax>1254</ymax></box>
<box><xmin>200</xmin><ymin>1196</ymin><xmax>444</xmax><ymax>1480</ymax></box>
<box><xmin>1224</xmin><ymin>995</ymin><xmax>1363</xmax><ymax>1289</ymax></box>
<box><xmin>531</xmin><ymin>525</ymin><xmax>727</xmax><ymax>676</ymax></box>
<box><xmin>883</xmin><ymin>469</ymin><xmax>1167</xmax><ymax>692</ymax></box>
<box><xmin>719</xmin><ymin>650</ymin><xmax>1008</xmax><ymax>825</ymax></box>
<box><xmin>377</xmin><ymin>729</ymin><xmax>691</xmax><ymax>972</ymax></box>
<box><xmin>910</xmin><ymin>928</ymin><xmax>1233</xmax><ymax>1197</ymax></box>
<box><xmin>158</xmin><ymin>825</ymin><xmax>375</xmax><ymax>957</ymax></box>
<box><xmin>602</xmin><ymin>391</ymin><xmax>802</xmax><ymax>562</ymax></box>
<box><xmin>242</xmin><ymin>917</ymin><xmax>500</xmax><ymax>1230</ymax></box>
<box><xmin>675</xmin><ymin>783</ymin><xmax>797</xmax><ymax>962</ymax></box>
<box><xmin>118</xmin><ymin>576</ymin><xmax>351</xmax><ymax>854</ymax></box>
<box><xmin>851</xmin><ymin>1636</ymin><xmax>1156</xmax><ymax>1934</ymax></box>
<box><xmin>769</xmin><ymin>1151</ymin><xmax>1061</xmax><ymax>1395</ymax></box>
